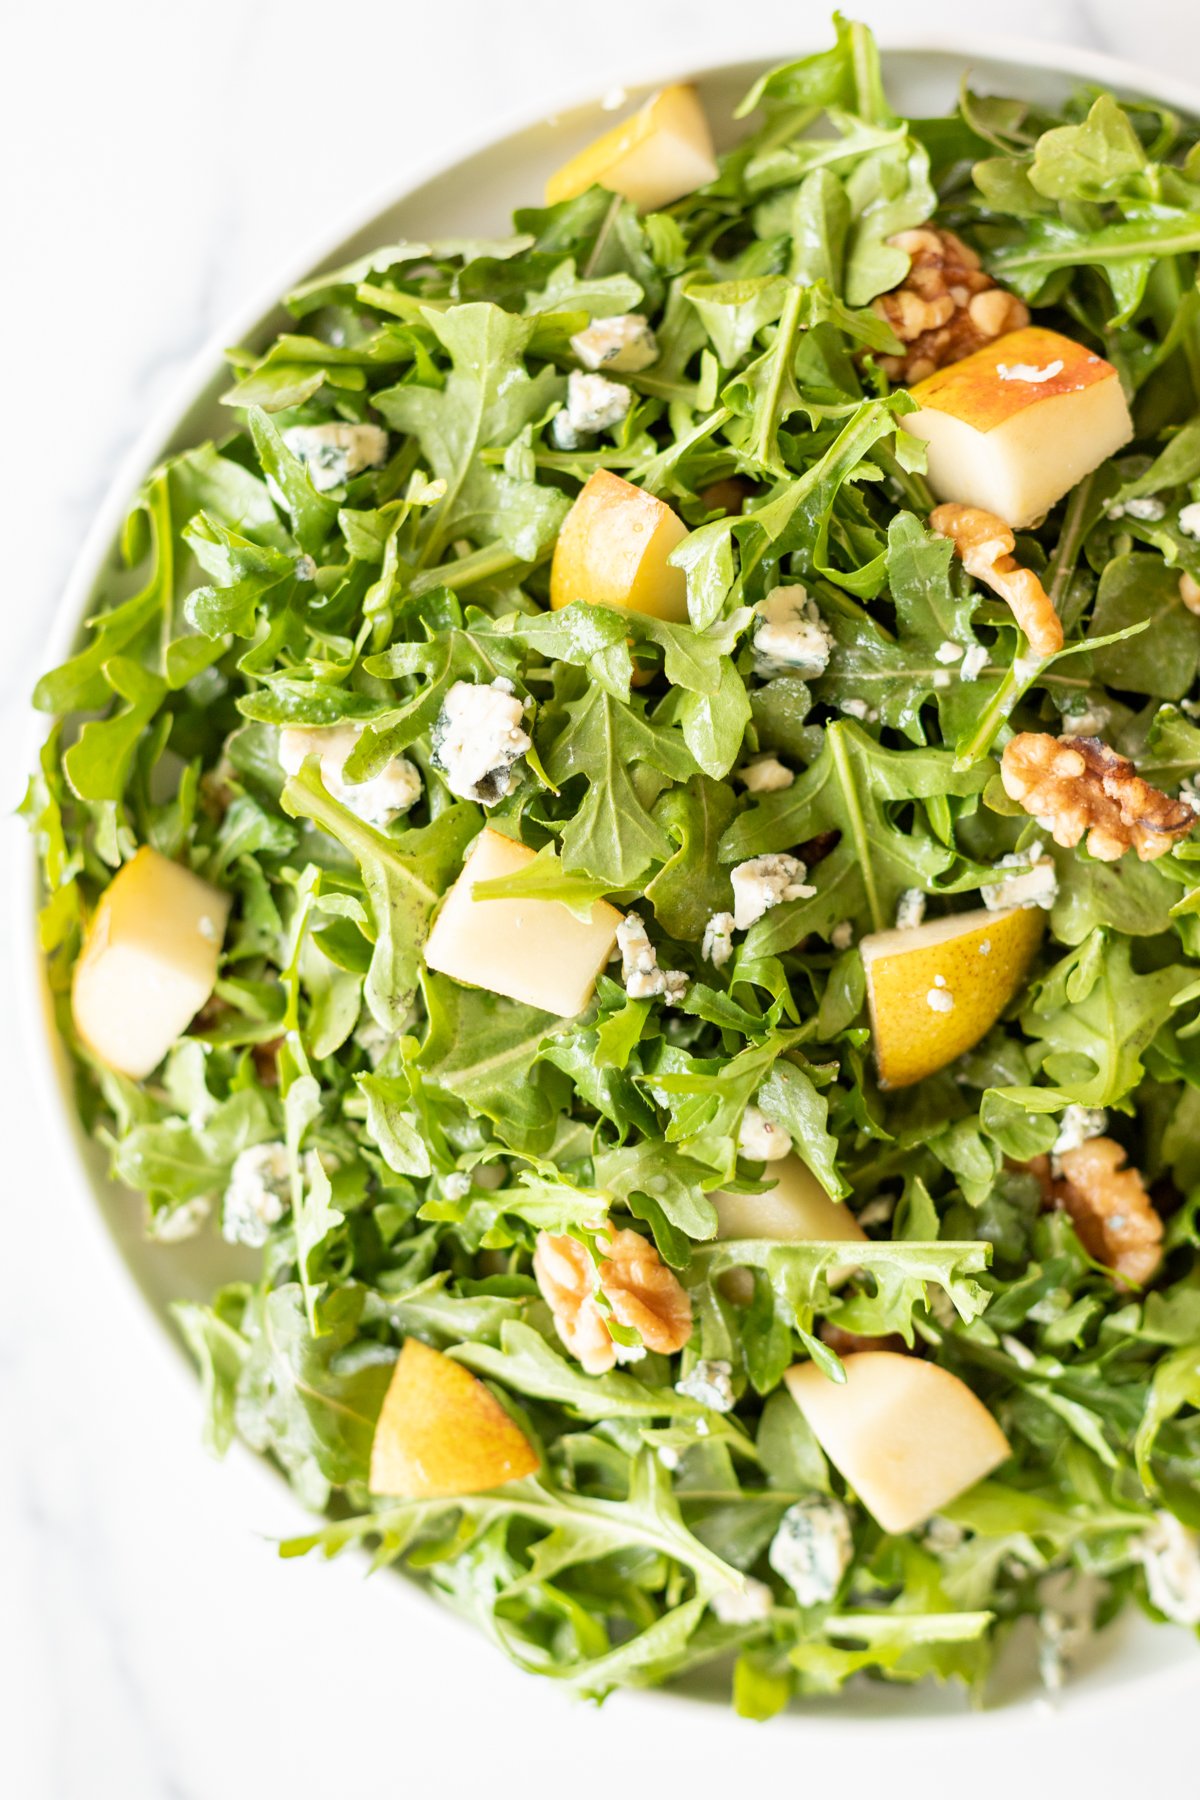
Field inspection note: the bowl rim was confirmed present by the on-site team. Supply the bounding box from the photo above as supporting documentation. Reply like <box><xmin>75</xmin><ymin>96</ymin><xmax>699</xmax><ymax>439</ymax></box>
<box><xmin>17</xmin><ymin>28</ymin><xmax>1200</xmax><ymax>1727</ymax></box>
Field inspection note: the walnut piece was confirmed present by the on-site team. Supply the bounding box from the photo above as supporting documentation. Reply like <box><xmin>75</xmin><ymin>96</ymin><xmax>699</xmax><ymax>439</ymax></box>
<box><xmin>1054</xmin><ymin>1138</ymin><xmax>1163</xmax><ymax>1288</ymax></box>
<box><xmin>930</xmin><ymin>503</ymin><xmax>1063</xmax><ymax>657</ymax></box>
<box><xmin>872</xmin><ymin>227</ymin><xmax>1030</xmax><ymax>384</ymax></box>
<box><xmin>533</xmin><ymin>1224</ymin><xmax>693</xmax><ymax>1374</ymax></box>
<box><xmin>1001</xmin><ymin>733</ymin><xmax>1194</xmax><ymax>863</ymax></box>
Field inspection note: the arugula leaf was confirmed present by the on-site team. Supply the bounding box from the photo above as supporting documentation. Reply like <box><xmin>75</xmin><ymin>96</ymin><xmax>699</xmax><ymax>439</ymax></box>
<box><xmin>281</xmin><ymin>759</ymin><xmax>478</xmax><ymax>1028</ymax></box>
<box><xmin>721</xmin><ymin>719</ymin><xmax>991</xmax><ymax>939</ymax></box>
<box><xmin>542</xmin><ymin>684</ymin><xmax>696</xmax><ymax>885</ymax></box>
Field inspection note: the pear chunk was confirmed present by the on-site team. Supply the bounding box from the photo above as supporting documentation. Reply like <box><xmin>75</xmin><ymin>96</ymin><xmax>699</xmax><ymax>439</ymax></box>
<box><xmin>424</xmin><ymin>828</ymin><xmax>622</xmax><ymax>1017</ymax></box>
<box><xmin>71</xmin><ymin>847</ymin><xmax>230</xmax><ymax>1079</ymax></box>
<box><xmin>712</xmin><ymin>1156</ymin><xmax>866</xmax><ymax>1304</ymax></box>
<box><xmin>905</xmin><ymin>326</ymin><xmax>1132</xmax><ymax>528</ymax></box>
<box><xmin>785</xmin><ymin>1352</ymin><xmax>1010</xmax><ymax>1535</ymax></box>
<box><xmin>861</xmin><ymin>904</ymin><xmax>1043</xmax><ymax>1089</ymax></box>
<box><xmin>550</xmin><ymin>469</ymin><xmax>690</xmax><ymax>623</ymax></box>
<box><xmin>370</xmin><ymin>1338</ymin><xmax>539</xmax><ymax>1499</ymax></box>
<box><xmin>546</xmin><ymin>84</ymin><xmax>717</xmax><ymax>212</ymax></box>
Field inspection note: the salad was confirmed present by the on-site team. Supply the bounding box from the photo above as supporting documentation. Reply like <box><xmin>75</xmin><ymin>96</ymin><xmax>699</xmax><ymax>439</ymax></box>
<box><xmin>25</xmin><ymin>14</ymin><xmax>1200</xmax><ymax>1714</ymax></box>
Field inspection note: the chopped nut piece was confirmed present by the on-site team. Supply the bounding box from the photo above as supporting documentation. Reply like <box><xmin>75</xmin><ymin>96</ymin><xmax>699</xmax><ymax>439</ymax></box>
<box><xmin>1054</xmin><ymin>1138</ymin><xmax>1163</xmax><ymax>1288</ymax></box>
<box><xmin>533</xmin><ymin>1224</ymin><xmax>693</xmax><ymax>1374</ymax></box>
<box><xmin>872</xmin><ymin>227</ymin><xmax>1029</xmax><ymax>384</ymax></box>
<box><xmin>1180</xmin><ymin>572</ymin><xmax>1200</xmax><ymax>616</ymax></box>
<box><xmin>1001</xmin><ymin>733</ymin><xmax>1194</xmax><ymax>863</ymax></box>
<box><xmin>930</xmin><ymin>503</ymin><xmax>1063</xmax><ymax>657</ymax></box>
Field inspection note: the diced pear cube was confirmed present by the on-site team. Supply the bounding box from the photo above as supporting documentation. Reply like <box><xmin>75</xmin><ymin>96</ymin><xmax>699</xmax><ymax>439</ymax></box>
<box><xmin>861</xmin><ymin>903</ymin><xmax>1044</xmax><ymax>1090</ymax></box>
<box><xmin>712</xmin><ymin>1155</ymin><xmax>866</xmax><ymax>1304</ymax></box>
<box><xmin>71</xmin><ymin>847</ymin><xmax>231</xmax><ymax>1078</ymax></box>
<box><xmin>545</xmin><ymin>84</ymin><xmax>717</xmax><ymax>212</ymax></box>
<box><xmin>550</xmin><ymin>469</ymin><xmax>690</xmax><ymax>622</ymax></box>
<box><xmin>785</xmin><ymin>1352</ymin><xmax>1011</xmax><ymax>1535</ymax></box>
<box><xmin>370</xmin><ymin>1338</ymin><xmax>539</xmax><ymax>1499</ymax></box>
<box><xmin>905</xmin><ymin>326</ymin><xmax>1132</xmax><ymax>529</ymax></box>
<box><xmin>423</xmin><ymin>829</ymin><xmax>622</xmax><ymax>1017</ymax></box>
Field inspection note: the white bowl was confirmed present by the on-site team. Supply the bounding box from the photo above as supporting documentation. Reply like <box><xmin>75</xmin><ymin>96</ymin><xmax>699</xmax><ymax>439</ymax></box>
<box><xmin>18</xmin><ymin>34</ymin><xmax>1200</xmax><ymax>1721</ymax></box>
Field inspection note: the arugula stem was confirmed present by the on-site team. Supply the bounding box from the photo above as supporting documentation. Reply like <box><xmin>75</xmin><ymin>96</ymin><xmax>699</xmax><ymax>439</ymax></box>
<box><xmin>581</xmin><ymin>193</ymin><xmax>624</xmax><ymax>281</ymax></box>
<box><xmin>1046</xmin><ymin>472</ymin><xmax>1093</xmax><ymax>617</ymax></box>
<box><xmin>406</xmin><ymin>540</ymin><xmax>532</xmax><ymax>599</ymax></box>
<box><xmin>812</xmin><ymin>576</ymin><xmax>896</xmax><ymax>643</ymax></box>
<box><xmin>828</xmin><ymin>721</ymin><xmax>884</xmax><ymax>931</ymax></box>
<box><xmin>752</xmin><ymin>282</ymin><xmax>805</xmax><ymax>469</ymax></box>
<box><xmin>953</xmin><ymin>637</ymin><xmax>1036</xmax><ymax>771</ymax></box>
<box><xmin>874</xmin><ymin>441</ymin><xmax>934</xmax><ymax>516</ymax></box>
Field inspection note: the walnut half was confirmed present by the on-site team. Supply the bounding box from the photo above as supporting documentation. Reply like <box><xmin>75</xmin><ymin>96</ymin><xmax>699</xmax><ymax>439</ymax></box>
<box><xmin>872</xmin><ymin>227</ymin><xmax>1030</xmax><ymax>385</ymax></box>
<box><xmin>533</xmin><ymin>1224</ymin><xmax>693</xmax><ymax>1374</ymax></box>
<box><xmin>1001</xmin><ymin>733</ymin><xmax>1194</xmax><ymax>862</ymax></box>
<box><xmin>930</xmin><ymin>503</ymin><xmax>1064</xmax><ymax>658</ymax></box>
<box><xmin>1054</xmin><ymin>1138</ymin><xmax>1163</xmax><ymax>1289</ymax></box>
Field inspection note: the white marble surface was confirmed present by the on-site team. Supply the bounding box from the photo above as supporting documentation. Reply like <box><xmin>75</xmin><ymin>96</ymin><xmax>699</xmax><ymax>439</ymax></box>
<box><xmin>4</xmin><ymin>4</ymin><xmax>1200</xmax><ymax>1796</ymax></box>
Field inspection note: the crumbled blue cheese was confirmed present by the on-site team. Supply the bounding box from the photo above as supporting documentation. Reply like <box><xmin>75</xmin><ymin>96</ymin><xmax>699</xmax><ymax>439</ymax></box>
<box><xmin>738</xmin><ymin>1103</ymin><xmax>791</xmax><ymax>1162</ymax></box>
<box><xmin>935</xmin><ymin>640</ymin><xmax>964</xmax><ymax>664</ymax></box>
<box><xmin>1052</xmin><ymin>1104</ymin><xmax>1107</xmax><ymax>1155</ymax></box>
<box><xmin>830</xmin><ymin>920</ymin><xmax>854</xmax><ymax>951</ymax></box>
<box><xmin>838</xmin><ymin>697</ymin><xmax>878</xmax><ymax>722</ymax></box>
<box><xmin>730</xmin><ymin>854</ymin><xmax>814</xmax><ymax>930</ymax></box>
<box><xmin>278</xmin><ymin>721</ymin><xmax>422</xmax><ymax>826</ymax></box>
<box><xmin>1179</xmin><ymin>502</ymin><xmax>1200</xmax><ymax>539</ymax></box>
<box><xmin>1123</xmin><ymin>496</ymin><xmax>1166</xmax><ymax>522</ymax></box>
<box><xmin>148</xmin><ymin>1195</ymin><xmax>211</xmax><ymax>1243</ymax></box>
<box><xmin>736</xmin><ymin>754</ymin><xmax>794</xmax><ymax>794</ymax></box>
<box><xmin>1059</xmin><ymin>702</ymin><xmax>1110</xmax><ymax>738</ymax></box>
<box><xmin>710</xmin><ymin>1577</ymin><xmax>774</xmax><ymax>1625</ymax></box>
<box><xmin>675</xmin><ymin>1358</ymin><xmax>736</xmax><ymax>1412</ymax></box>
<box><xmin>997</xmin><ymin>358</ymin><xmax>1064</xmax><ymax>384</ymax></box>
<box><xmin>751</xmin><ymin>585</ymin><xmax>835</xmax><ymax>679</ymax></box>
<box><xmin>222</xmin><ymin>1143</ymin><xmax>292</xmax><ymax>1246</ymax></box>
<box><xmin>1037</xmin><ymin>1606</ymin><xmax>1089</xmax><ymax>1691</ymax></box>
<box><xmin>981</xmin><ymin>846</ymin><xmax>1058</xmax><ymax>912</ymax></box>
<box><xmin>1180</xmin><ymin>776</ymin><xmax>1200</xmax><ymax>814</ymax></box>
<box><xmin>281</xmin><ymin>422</ymin><xmax>389</xmax><ymax>491</ymax></box>
<box><xmin>959</xmin><ymin>643</ymin><xmax>988</xmax><ymax>682</ymax></box>
<box><xmin>616</xmin><ymin>912</ymin><xmax>689</xmax><ymax>1003</ymax></box>
<box><xmin>768</xmin><ymin>1498</ymin><xmax>853</xmax><ymax>1607</ymax></box>
<box><xmin>702</xmin><ymin>911</ymin><xmax>735</xmax><ymax>969</ymax></box>
<box><xmin>431</xmin><ymin>678</ymin><xmax>531</xmax><ymax>804</ymax></box>
<box><xmin>570</xmin><ymin>313</ymin><xmax>659</xmax><ymax>373</ymax></box>
<box><xmin>565</xmin><ymin>370</ymin><xmax>632</xmax><ymax>435</ymax></box>
<box><xmin>548</xmin><ymin>410</ymin><xmax>586</xmax><ymax>451</ymax></box>
<box><xmin>1135</xmin><ymin>1511</ymin><xmax>1200</xmax><ymax>1624</ymax></box>
<box><xmin>926</xmin><ymin>976</ymin><xmax>954</xmax><ymax>1014</ymax></box>
<box><xmin>895</xmin><ymin>888</ymin><xmax>926</xmax><ymax>931</ymax></box>
<box><xmin>441</xmin><ymin>1171</ymin><xmax>472</xmax><ymax>1200</ymax></box>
